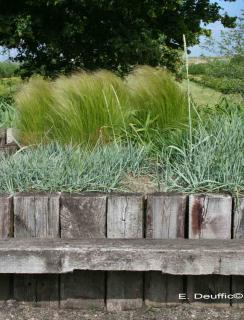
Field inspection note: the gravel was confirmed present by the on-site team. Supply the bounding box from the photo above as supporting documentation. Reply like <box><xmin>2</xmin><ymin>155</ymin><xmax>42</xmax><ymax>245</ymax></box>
<box><xmin>1</xmin><ymin>304</ymin><xmax>244</xmax><ymax>320</ymax></box>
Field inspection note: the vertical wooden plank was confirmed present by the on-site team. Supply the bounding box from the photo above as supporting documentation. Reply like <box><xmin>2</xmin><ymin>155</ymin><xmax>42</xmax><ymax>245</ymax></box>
<box><xmin>0</xmin><ymin>194</ymin><xmax>13</xmax><ymax>238</ymax></box>
<box><xmin>35</xmin><ymin>274</ymin><xmax>60</xmax><ymax>306</ymax></box>
<box><xmin>146</xmin><ymin>193</ymin><xmax>186</xmax><ymax>239</ymax></box>
<box><xmin>0</xmin><ymin>194</ymin><xmax>13</xmax><ymax>305</ymax></box>
<box><xmin>233</xmin><ymin>195</ymin><xmax>244</xmax><ymax>239</ymax></box>
<box><xmin>189</xmin><ymin>193</ymin><xmax>232</xmax><ymax>239</ymax></box>
<box><xmin>6</xmin><ymin>128</ymin><xmax>17</xmax><ymax>145</ymax></box>
<box><xmin>14</xmin><ymin>193</ymin><xmax>60</xmax><ymax>238</ymax></box>
<box><xmin>188</xmin><ymin>193</ymin><xmax>232</xmax><ymax>306</ymax></box>
<box><xmin>13</xmin><ymin>192</ymin><xmax>60</xmax><ymax>307</ymax></box>
<box><xmin>0</xmin><ymin>275</ymin><xmax>12</xmax><ymax>304</ymax></box>
<box><xmin>232</xmin><ymin>195</ymin><xmax>244</xmax><ymax>308</ymax></box>
<box><xmin>106</xmin><ymin>193</ymin><xmax>144</xmax><ymax>311</ymax></box>
<box><xmin>60</xmin><ymin>193</ymin><xmax>106</xmax><ymax>309</ymax></box>
<box><xmin>145</xmin><ymin>193</ymin><xmax>186</xmax><ymax>307</ymax></box>
<box><xmin>187</xmin><ymin>275</ymin><xmax>231</xmax><ymax>305</ymax></box>
<box><xmin>0</xmin><ymin>145</ymin><xmax>18</xmax><ymax>155</ymax></box>
<box><xmin>0</xmin><ymin>129</ymin><xmax>6</xmax><ymax>146</ymax></box>
<box><xmin>60</xmin><ymin>193</ymin><xmax>106</xmax><ymax>239</ymax></box>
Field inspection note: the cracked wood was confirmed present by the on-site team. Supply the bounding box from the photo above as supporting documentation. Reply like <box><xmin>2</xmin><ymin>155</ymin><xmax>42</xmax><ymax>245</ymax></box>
<box><xmin>0</xmin><ymin>239</ymin><xmax>243</xmax><ymax>275</ymax></box>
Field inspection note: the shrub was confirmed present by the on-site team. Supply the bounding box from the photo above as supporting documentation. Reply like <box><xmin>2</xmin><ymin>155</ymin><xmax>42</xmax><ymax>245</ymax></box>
<box><xmin>188</xmin><ymin>63</ymin><xmax>209</xmax><ymax>75</ymax></box>
<box><xmin>192</xmin><ymin>76</ymin><xmax>244</xmax><ymax>96</ymax></box>
<box><xmin>188</xmin><ymin>57</ymin><xmax>244</xmax><ymax>95</ymax></box>
<box><xmin>0</xmin><ymin>77</ymin><xmax>22</xmax><ymax>102</ymax></box>
<box><xmin>231</xmin><ymin>55</ymin><xmax>244</xmax><ymax>65</ymax></box>
<box><xmin>0</xmin><ymin>98</ymin><xmax>15</xmax><ymax>128</ymax></box>
<box><xmin>0</xmin><ymin>62</ymin><xmax>19</xmax><ymax>78</ymax></box>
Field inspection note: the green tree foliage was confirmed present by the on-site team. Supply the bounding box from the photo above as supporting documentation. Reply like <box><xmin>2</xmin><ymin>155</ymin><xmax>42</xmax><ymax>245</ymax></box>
<box><xmin>0</xmin><ymin>62</ymin><xmax>19</xmax><ymax>78</ymax></box>
<box><xmin>0</xmin><ymin>0</ymin><xmax>236</xmax><ymax>77</ymax></box>
<box><xmin>202</xmin><ymin>10</ymin><xmax>244</xmax><ymax>57</ymax></box>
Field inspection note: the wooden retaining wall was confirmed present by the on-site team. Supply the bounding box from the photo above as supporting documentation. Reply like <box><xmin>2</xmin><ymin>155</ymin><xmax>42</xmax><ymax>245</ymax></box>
<box><xmin>0</xmin><ymin>192</ymin><xmax>243</xmax><ymax>309</ymax></box>
<box><xmin>0</xmin><ymin>128</ymin><xmax>18</xmax><ymax>155</ymax></box>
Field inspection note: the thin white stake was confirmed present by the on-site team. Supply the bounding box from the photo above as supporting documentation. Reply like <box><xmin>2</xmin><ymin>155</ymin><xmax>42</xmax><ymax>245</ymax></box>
<box><xmin>183</xmin><ymin>34</ymin><xmax>192</xmax><ymax>155</ymax></box>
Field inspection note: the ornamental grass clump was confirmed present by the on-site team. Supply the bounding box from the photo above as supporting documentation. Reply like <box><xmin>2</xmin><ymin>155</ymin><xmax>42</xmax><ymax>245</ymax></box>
<box><xmin>126</xmin><ymin>66</ymin><xmax>188</xmax><ymax>134</ymax></box>
<box><xmin>14</xmin><ymin>77</ymin><xmax>54</xmax><ymax>145</ymax></box>
<box><xmin>14</xmin><ymin>70</ymin><xmax>130</xmax><ymax>145</ymax></box>
<box><xmin>14</xmin><ymin>66</ymin><xmax>189</xmax><ymax>146</ymax></box>
<box><xmin>51</xmin><ymin>70</ymin><xmax>130</xmax><ymax>145</ymax></box>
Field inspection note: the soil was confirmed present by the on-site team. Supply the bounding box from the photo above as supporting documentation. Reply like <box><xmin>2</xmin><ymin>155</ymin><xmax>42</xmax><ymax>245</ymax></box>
<box><xmin>120</xmin><ymin>174</ymin><xmax>160</xmax><ymax>193</ymax></box>
<box><xmin>1</xmin><ymin>304</ymin><xmax>244</xmax><ymax>320</ymax></box>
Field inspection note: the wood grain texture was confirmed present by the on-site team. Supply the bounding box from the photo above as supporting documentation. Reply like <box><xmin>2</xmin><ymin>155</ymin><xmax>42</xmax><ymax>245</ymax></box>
<box><xmin>14</xmin><ymin>193</ymin><xmax>60</xmax><ymax>238</ymax></box>
<box><xmin>0</xmin><ymin>275</ymin><xmax>11</xmax><ymax>304</ymax></box>
<box><xmin>188</xmin><ymin>194</ymin><xmax>232</xmax><ymax>306</ymax></box>
<box><xmin>187</xmin><ymin>275</ymin><xmax>230</xmax><ymax>305</ymax></box>
<box><xmin>13</xmin><ymin>274</ymin><xmax>59</xmax><ymax>307</ymax></box>
<box><xmin>60</xmin><ymin>271</ymin><xmax>105</xmax><ymax>309</ymax></box>
<box><xmin>106</xmin><ymin>194</ymin><xmax>144</xmax><ymax>311</ymax></box>
<box><xmin>13</xmin><ymin>192</ymin><xmax>60</xmax><ymax>307</ymax></box>
<box><xmin>60</xmin><ymin>193</ymin><xmax>106</xmax><ymax>310</ymax></box>
<box><xmin>145</xmin><ymin>272</ymin><xmax>184</xmax><ymax>306</ymax></box>
<box><xmin>233</xmin><ymin>196</ymin><xmax>244</xmax><ymax>308</ymax></box>
<box><xmin>106</xmin><ymin>271</ymin><xmax>143</xmax><ymax>311</ymax></box>
<box><xmin>234</xmin><ymin>196</ymin><xmax>244</xmax><ymax>239</ymax></box>
<box><xmin>145</xmin><ymin>193</ymin><xmax>186</xmax><ymax>306</ymax></box>
<box><xmin>107</xmin><ymin>194</ymin><xmax>143</xmax><ymax>238</ymax></box>
<box><xmin>0</xmin><ymin>144</ymin><xmax>18</xmax><ymax>155</ymax></box>
<box><xmin>0</xmin><ymin>239</ymin><xmax>243</xmax><ymax>274</ymax></box>
<box><xmin>6</xmin><ymin>128</ymin><xmax>17</xmax><ymax>145</ymax></box>
<box><xmin>0</xmin><ymin>128</ymin><xmax>6</xmax><ymax>146</ymax></box>
<box><xmin>0</xmin><ymin>195</ymin><xmax>13</xmax><ymax>305</ymax></box>
<box><xmin>0</xmin><ymin>195</ymin><xmax>13</xmax><ymax>239</ymax></box>
<box><xmin>60</xmin><ymin>193</ymin><xmax>106</xmax><ymax>238</ymax></box>
<box><xmin>146</xmin><ymin>193</ymin><xmax>186</xmax><ymax>239</ymax></box>
<box><xmin>189</xmin><ymin>194</ymin><xmax>232</xmax><ymax>239</ymax></box>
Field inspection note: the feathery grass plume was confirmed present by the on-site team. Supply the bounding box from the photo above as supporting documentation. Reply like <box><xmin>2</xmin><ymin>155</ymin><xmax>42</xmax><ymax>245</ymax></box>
<box><xmin>51</xmin><ymin>70</ymin><xmax>130</xmax><ymax>145</ymax></box>
<box><xmin>14</xmin><ymin>77</ymin><xmax>54</xmax><ymax>145</ymax></box>
<box><xmin>14</xmin><ymin>67</ymin><xmax>188</xmax><ymax>146</ymax></box>
<box><xmin>126</xmin><ymin>66</ymin><xmax>188</xmax><ymax>135</ymax></box>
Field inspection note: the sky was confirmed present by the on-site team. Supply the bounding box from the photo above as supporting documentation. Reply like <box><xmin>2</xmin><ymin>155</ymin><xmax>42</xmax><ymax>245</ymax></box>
<box><xmin>0</xmin><ymin>0</ymin><xmax>243</xmax><ymax>61</ymax></box>
<box><xmin>190</xmin><ymin>0</ymin><xmax>244</xmax><ymax>56</ymax></box>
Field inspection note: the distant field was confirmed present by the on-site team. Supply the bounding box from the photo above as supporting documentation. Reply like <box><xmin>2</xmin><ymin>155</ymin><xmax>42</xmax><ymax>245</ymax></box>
<box><xmin>188</xmin><ymin>56</ymin><xmax>229</xmax><ymax>65</ymax></box>
<box><xmin>186</xmin><ymin>56</ymin><xmax>244</xmax><ymax>99</ymax></box>
<box><xmin>181</xmin><ymin>80</ymin><xmax>243</xmax><ymax>106</ymax></box>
